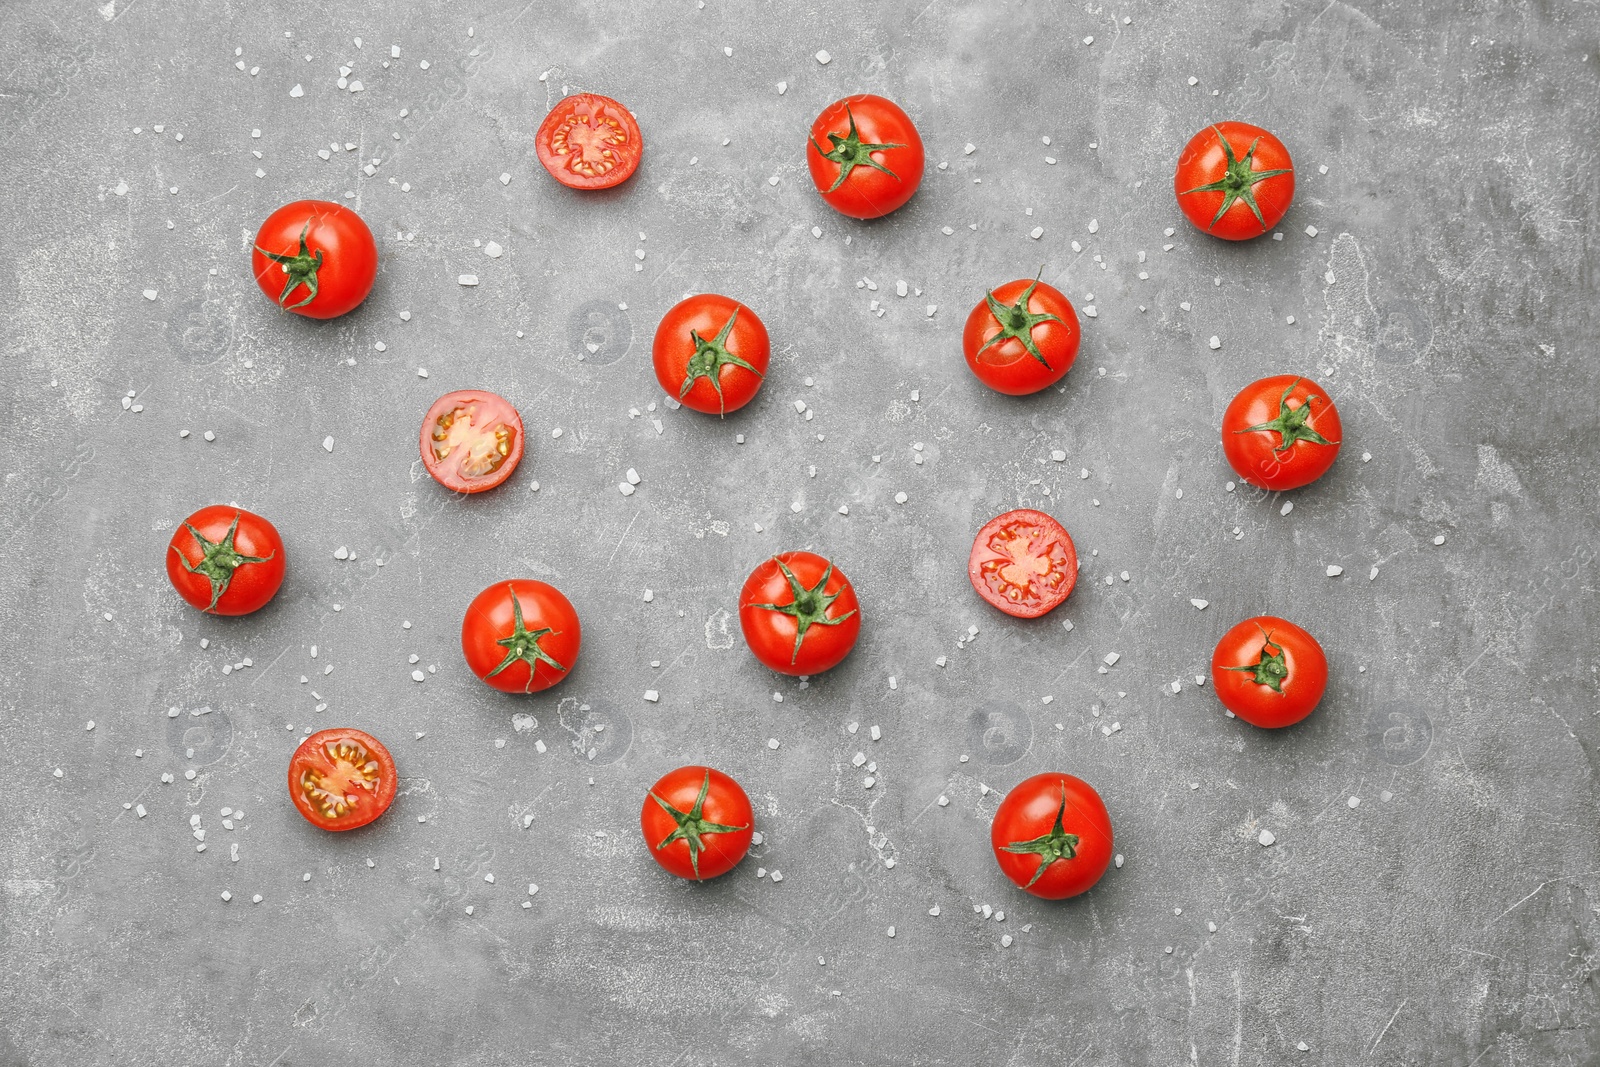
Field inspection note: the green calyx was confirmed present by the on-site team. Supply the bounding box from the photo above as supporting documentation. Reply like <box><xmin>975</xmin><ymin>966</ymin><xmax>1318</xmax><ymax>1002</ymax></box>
<box><xmin>679</xmin><ymin>307</ymin><xmax>763</xmax><ymax>417</ymax></box>
<box><xmin>171</xmin><ymin>513</ymin><xmax>275</xmax><ymax>613</ymax></box>
<box><xmin>1180</xmin><ymin>126</ymin><xmax>1293</xmax><ymax>232</ymax></box>
<box><xmin>1235</xmin><ymin>377</ymin><xmax>1338</xmax><ymax>456</ymax></box>
<box><xmin>1222</xmin><ymin>627</ymin><xmax>1289</xmax><ymax>693</ymax></box>
<box><xmin>810</xmin><ymin>106</ymin><xmax>906</xmax><ymax>193</ymax></box>
<box><xmin>254</xmin><ymin>223</ymin><xmax>324</xmax><ymax>311</ymax></box>
<box><xmin>750</xmin><ymin>559</ymin><xmax>857</xmax><ymax>666</ymax></box>
<box><xmin>1000</xmin><ymin>785</ymin><xmax>1080</xmax><ymax>889</ymax></box>
<box><xmin>977</xmin><ymin>275</ymin><xmax>1066</xmax><ymax>368</ymax></box>
<box><xmin>649</xmin><ymin>770</ymin><xmax>749</xmax><ymax>880</ymax></box>
<box><xmin>486</xmin><ymin>590</ymin><xmax>568</xmax><ymax>692</ymax></box>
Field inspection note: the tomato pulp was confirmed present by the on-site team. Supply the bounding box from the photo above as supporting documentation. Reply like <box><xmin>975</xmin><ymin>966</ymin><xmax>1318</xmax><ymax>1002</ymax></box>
<box><xmin>420</xmin><ymin>390</ymin><xmax>526</xmax><ymax>493</ymax></box>
<box><xmin>288</xmin><ymin>728</ymin><xmax>397</xmax><ymax>831</ymax></box>
<box><xmin>535</xmin><ymin>93</ymin><xmax>643</xmax><ymax>190</ymax></box>
<box><xmin>969</xmin><ymin>509</ymin><xmax>1078</xmax><ymax>618</ymax></box>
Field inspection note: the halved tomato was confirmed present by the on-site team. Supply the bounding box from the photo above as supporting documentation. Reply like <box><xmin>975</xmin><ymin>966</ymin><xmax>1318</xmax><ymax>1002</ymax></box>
<box><xmin>535</xmin><ymin>93</ymin><xmax>643</xmax><ymax>190</ymax></box>
<box><xmin>420</xmin><ymin>390</ymin><xmax>525</xmax><ymax>494</ymax></box>
<box><xmin>288</xmin><ymin>728</ymin><xmax>397</xmax><ymax>832</ymax></box>
<box><xmin>968</xmin><ymin>509</ymin><xmax>1078</xmax><ymax>618</ymax></box>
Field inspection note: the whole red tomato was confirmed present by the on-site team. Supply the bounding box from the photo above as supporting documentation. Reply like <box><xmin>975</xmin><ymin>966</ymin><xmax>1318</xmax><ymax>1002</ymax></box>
<box><xmin>962</xmin><ymin>278</ymin><xmax>1081</xmax><ymax>395</ymax></box>
<box><xmin>420</xmin><ymin>389</ymin><xmax>525</xmax><ymax>493</ymax></box>
<box><xmin>806</xmin><ymin>95</ymin><xmax>924</xmax><ymax>219</ymax></box>
<box><xmin>969</xmin><ymin>509</ymin><xmax>1078</xmax><ymax>618</ymax></box>
<box><xmin>739</xmin><ymin>552</ymin><xmax>861</xmax><ymax>676</ymax></box>
<box><xmin>652</xmin><ymin>294</ymin><xmax>769</xmax><ymax>416</ymax></box>
<box><xmin>165</xmin><ymin>505</ymin><xmax>285</xmax><ymax>615</ymax></box>
<box><xmin>461</xmin><ymin>580</ymin><xmax>581</xmax><ymax>694</ymax></box>
<box><xmin>991</xmin><ymin>773</ymin><xmax>1114</xmax><ymax>900</ymax></box>
<box><xmin>535</xmin><ymin>93</ymin><xmax>643</xmax><ymax>190</ymax></box>
<box><xmin>288</xmin><ymin>728</ymin><xmax>397</xmax><ymax>832</ymax></box>
<box><xmin>1174</xmin><ymin>122</ymin><xmax>1295</xmax><ymax>240</ymax></box>
<box><xmin>641</xmin><ymin>766</ymin><xmax>753</xmax><ymax>881</ymax></box>
<box><xmin>1222</xmin><ymin>375</ymin><xmax>1342</xmax><ymax>491</ymax></box>
<box><xmin>251</xmin><ymin>200</ymin><xmax>377</xmax><ymax>318</ymax></box>
<box><xmin>1210</xmin><ymin>615</ymin><xmax>1327</xmax><ymax>728</ymax></box>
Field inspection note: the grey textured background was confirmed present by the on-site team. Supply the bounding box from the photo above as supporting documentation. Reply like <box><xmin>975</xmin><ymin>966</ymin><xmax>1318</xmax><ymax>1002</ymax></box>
<box><xmin>2</xmin><ymin>1</ymin><xmax>1597</xmax><ymax>1064</ymax></box>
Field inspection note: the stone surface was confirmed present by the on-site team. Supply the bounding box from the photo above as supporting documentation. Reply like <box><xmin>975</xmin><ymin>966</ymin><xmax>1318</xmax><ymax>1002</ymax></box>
<box><xmin>1</xmin><ymin>2</ymin><xmax>1597</xmax><ymax>1065</ymax></box>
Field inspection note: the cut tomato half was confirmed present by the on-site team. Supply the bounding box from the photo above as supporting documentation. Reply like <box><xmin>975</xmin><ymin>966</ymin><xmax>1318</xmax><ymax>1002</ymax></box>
<box><xmin>288</xmin><ymin>728</ymin><xmax>397</xmax><ymax>832</ymax></box>
<box><xmin>420</xmin><ymin>389</ymin><xmax>525</xmax><ymax>494</ymax></box>
<box><xmin>535</xmin><ymin>93</ymin><xmax>643</xmax><ymax>190</ymax></box>
<box><xmin>968</xmin><ymin>509</ymin><xmax>1079</xmax><ymax>618</ymax></box>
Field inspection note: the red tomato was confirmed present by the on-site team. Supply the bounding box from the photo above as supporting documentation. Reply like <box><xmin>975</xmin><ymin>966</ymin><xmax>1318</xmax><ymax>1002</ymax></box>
<box><xmin>165</xmin><ymin>505</ymin><xmax>285</xmax><ymax>615</ymax></box>
<box><xmin>969</xmin><ymin>509</ymin><xmax>1078</xmax><ymax>618</ymax></box>
<box><xmin>652</xmin><ymin>294</ymin><xmax>770</xmax><ymax>416</ymax></box>
<box><xmin>1221</xmin><ymin>375</ymin><xmax>1342</xmax><ymax>491</ymax></box>
<box><xmin>288</xmin><ymin>728</ymin><xmax>397</xmax><ymax>832</ymax></box>
<box><xmin>962</xmin><ymin>278</ymin><xmax>1081</xmax><ymax>395</ymax></box>
<box><xmin>251</xmin><ymin>200</ymin><xmax>377</xmax><ymax>318</ymax></box>
<box><xmin>420</xmin><ymin>390</ymin><xmax>526</xmax><ymax>494</ymax></box>
<box><xmin>991</xmin><ymin>773</ymin><xmax>1114</xmax><ymax>900</ymax></box>
<box><xmin>534</xmin><ymin>93</ymin><xmax>643</xmax><ymax>190</ymax></box>
<box><xmin>640</xmin><ymin>766</ymin><xmax>753</xmax><ymax>881</ymax></box>
<box><xmin>1211</xmin><ymin>616</ymin><xmax>1328</xmax><ymax>728</ymax></box>
<box><xmin>738</xmin><ymin>552</ymin><xmax>861</xmax><ymax>676</ymax></box>
<box><xmin>806</xmin><ymin>95</ymin><xmax>924</xmax><ymax>219</ymax></box>
<box><xmin>1174</xmin><ymin>122</ymin><xmax>1295</xmax><ymax>240</ymax></box>
<box><xmin>461</xmin><ymin>580</ymin><xmax>581</xmax><ymax>694</ymax></box>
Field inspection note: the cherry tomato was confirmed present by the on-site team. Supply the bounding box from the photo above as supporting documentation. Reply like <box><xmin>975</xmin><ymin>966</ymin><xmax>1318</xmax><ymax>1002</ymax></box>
<box><xmin>739</xmin><ymin>552</ymin><xmax>861</xmax><ymax>676</ymax></box>
<box><xmin>652</xmin><ymin>294</ymin><xmax>770</xmax><ymax>416</ymax></box>
<box><xmin>806</xmin><ymin>94</ymin><xmax>924</xmax><ymax>219</ymax></box>
<box><xmin>165</xmin><ymin>505</ymin><xmax>286</xmax><ymax>615</ymax></box>
<box><xmin>1174</xmin><ymin>122</ymin><xmax>1295</xmax><ymax>240</ymax></box>
<box><xmin>962</xmin><ymin>278</ymin><xmax>1081</xmax><ymax>395</ymax></box>
<box><xmin>534</xmin><ymin>93</ymin><xmax>643</xmax><ymax>190</ymax></box>
<box><xmin>420</xmin><ymin>390</ymin><xmax>526</xmax><ymax>494</ymax></box>
<box><xmin>991</xmin><ymin>773</ymin><xmax>1114</xmax><ymax>900</ymax></box>
<box><xmin>288</xmin><ymin>728</ymin><xmax>397</xmax><ymax>832</ymax></box>
<box><xmin>461</xmin><ymin>580</ymin><xmax>581</xmax><ymax>694</ymax></box>
<box><xmin>1221</xmin><ymin>375</ymin><xmax>1342</xmax><ymax>491</ymax></box>
<box><xmin>1211</xmin><ymin>616</ymin><xmax>1328</xmax><ymax>728</ymax></box>
<box><xmin>640</xmin><ymin>766</ymin><xmax>754</xmax><ymax>881</ymax></box>
<box><xmin>251</xmin><ymin>200</ymin><xmax>378</xmax><ymax>318</ymax></box>
<box><xmin>969</xmin><ymin>509</ymin><xmax>1078</xmax><ymax>618</ymax></box>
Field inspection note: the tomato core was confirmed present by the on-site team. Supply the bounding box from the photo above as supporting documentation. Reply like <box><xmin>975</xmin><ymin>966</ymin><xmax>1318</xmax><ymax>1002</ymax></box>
<box><xmin>430</xmin><ymin>401</ymin><xmax>516</xmax><ymax>479</ymax></box>
<box><xmin>298</xmin><ymin>736</ymin><xmax>383</xmax><ymax>822</ymax></box>
<box><xmin>546</xmin><ymin>99</ymin><xmax>634</xmax><ymax>180</ymax></box>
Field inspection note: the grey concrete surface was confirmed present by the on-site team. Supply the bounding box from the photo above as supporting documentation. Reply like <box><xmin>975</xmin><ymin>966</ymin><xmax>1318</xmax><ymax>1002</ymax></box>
<box><xmin>2</xmin><ymin>1</ymin><xmax>1598</xmax><ymax>1064</ymax></box>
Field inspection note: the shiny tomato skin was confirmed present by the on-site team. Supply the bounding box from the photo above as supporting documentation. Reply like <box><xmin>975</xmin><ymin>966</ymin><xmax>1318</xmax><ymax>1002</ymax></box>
<box><xmin>991</xmin><ymin>773</ymin><xmax>1114</xmax><ymax>900</ymax></box>
<box><xmin>251</xmin><ymin>200</ymin><xmax>378</xmax><ymax>318</ymax></box>
<box><xmin>165</xmin><ymin>505</ymin><xmax>286</xmax><ymax>616</ymax></box>
<box><xmin>806</xmin><ymin>95</ymin><xmax>925</xmax><ymax>219</ymax></box>
<box><xmin>535</xmin><ymin>93</ymin><xmax>643</xmax><ymax>190</ymax></box>
<box><xmin>288</xmin><ymin>728</ymin><xmax>397</xmax><ymax>832</ymax></box>
<box><xmin>962</xmin><ymin>279</ymin><xmax>1081</xmax><ymax>396</ymax></box>
<box><xmin>969</xmin><ymin>509</ymin><xmax>1078</xmax><ymax>618</ymax></box>
<box><xmin>1174</xmin><ymin>122</ymin><xmax>1295</xmax><ymax>240</ymax></box>
<box><xmin>461</xmin><ymin>580</ymin><xmax>581</xmax><ymax>694</ymax></box>
<box><xmin>738</xmin><ymin>551</ymin><xmax>861</xmax><ymax>676</ymax></box>
<box><xmin>652</xmin><ymin>294</ymin><xmax>770</xmax><ymax>416</ymax></box>
<box><xmin>420</xmin><ymin>390</ymin><xmax>526</xmax><ymax>494</ymax></box>
<box><xmin>641</xmin><ymin>766</ymin><xmax>754</xmax><ymax>881</ymax></box>
<box><xmin>1221</xmin><ymin>375</ymin><xmax>1342</xmax><ymax>491</ymax></box>
<box><xmin>1211</xmin><ymin>615</ymin><xmax>1327</xmax><ymax>728</ymax></box>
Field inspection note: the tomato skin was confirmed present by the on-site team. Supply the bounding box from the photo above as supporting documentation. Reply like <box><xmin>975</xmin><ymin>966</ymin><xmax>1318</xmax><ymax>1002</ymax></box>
<box><xmin>419</xmin><ymin>390</ymin><xmax>526</xmax><ymax>494</ymax></box>
<box><xmin>288</xmin><ymin>728</ymin><xmax>397</xmax><ymax>832</ymax></box>
<box><xmin>1221</xmin><ymin>375</ymin><xmax>1342</xmax><ymax>491</ymax></box>
<box><xmin>1174</xmin><ymin>122</ymin><xmax>1295</xmax><ymax>240</ymax></box>
<box><xmin>535</xmin><ymin>93</ymin><xmax>643</xmax><ymax>190</ymax></box>
<box><xmin>641</xmin><ymin>766</ymin><xmax>754</xmax><ymax>881</ymax></box>
<box><xmin>652</xmin><ymin>294</ymin><xmax>770</xmax><ymax>416</ymax></box>
<box><xmin>1211</xmin><ymin>615</ymin><xmax>1327</xmax><ymax>728</ymax></box>
<box><xmin>738</xmin><ymin>552</ymin><xmax>861</xmax><ymax>676</ymax></box>
<box><xmin>461</xmin><ymin>580</ymin><xmax>582</xmax><ymax>694</ymax></box>
<box><xmin>251</xmin><ymin>200</ymin><xmax>377</xmax><ymax>318</ymax></box>
<box><xmin>969</xmin><ymin>509</ymin><xmax>1078</xmax><ymax>618</ymax></box>
<box><xmin>165</xmin><ymin>505</ymin><xmax>286</xmax><ymax>615</ymax></box>
<box><xmin>991</xmin><ymin>773</ymin><xmax>1114</xmax><ymax>900</ymax></box>
<box><xmin>962</xmin><ymin>279</ymin><xmax>1081</xmax><ymax>396</ymax></box>
<box><xmin>806</xmin><ymin>95</ymin><xmax>925</xmax><ymax>219</ymax></box>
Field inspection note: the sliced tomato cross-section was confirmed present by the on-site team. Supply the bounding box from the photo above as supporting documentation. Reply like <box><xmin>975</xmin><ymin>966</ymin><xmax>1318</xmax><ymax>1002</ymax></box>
<box><xmin>288</xmin><ymin>728</ymin><xmax>397</xmax><ymax>832</ymax></box>
<box><xmin>535</xmin><ymin>93</ymin><xmax>643</xmax><ymax>190</ymax></box>
<box><xmin>420</xmin><ymin>389</ymin><xmax>525</xmax><ymax>494</ymax></box>
<box><xmin>968</xmin><ymin>508</ymin><xmax>1079</xmax><ymax>618</ymax></box>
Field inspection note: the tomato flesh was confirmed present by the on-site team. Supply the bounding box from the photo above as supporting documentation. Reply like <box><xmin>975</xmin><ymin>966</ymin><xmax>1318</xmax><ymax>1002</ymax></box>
<box><xmin>535</xmin><ymin>94</ymin><xmax>643</xmax><ymax>190</ymax></box>
<box><xmin>420</xmin><ymin>390</ymin><xmax>525</xmax><ymax>493</ymax></box>
<box><xmin>289</xmin><ymin>728</ymin><xmax>397</xmax><ymax>832</ymax></box>
<box><xmin>969</xmin><ymin>509</ymin><xmax>1078</xmax><ymax>618</ymax></box>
